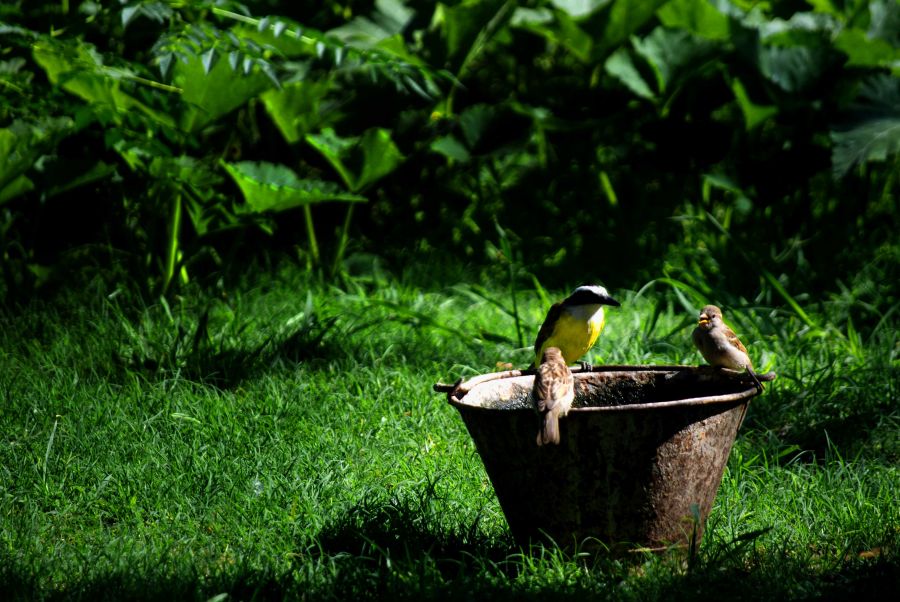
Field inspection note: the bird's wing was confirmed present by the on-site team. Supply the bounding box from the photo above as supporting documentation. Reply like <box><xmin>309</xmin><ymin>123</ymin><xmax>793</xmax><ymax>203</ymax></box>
<box><xmin>533</xmin><ymin>372</ymin><xmax>552</xmax><ymax>411</ymax></box>
<box><xmin>533</xmin><ymin>302</ymin><xmax>563</xmax><ymax>359</ymax></box>
<box><xmin>533</xmin><ymin>360</ymin><xmax>572</xmax><ymax>412</ymax></box>
<box><xmin>723</xmin><ymin>325</ymin><xmax>749</xmax><ymax>355</ymax></box>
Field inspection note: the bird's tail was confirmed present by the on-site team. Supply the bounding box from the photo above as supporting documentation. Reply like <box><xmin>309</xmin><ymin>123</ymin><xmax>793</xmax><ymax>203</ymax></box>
<box><xmin>737</xmin><ymin>367</ymin><xmax>764</xmax><ymax>428</ymax></box>
<box><xmin>537</xmin><ymin>412</ymin><xmax>560</xmax><ymax>446</ymax></box>
<box><xmin>747</xmin><ymin>367</ymin><xmax>763</xmax><ymax>391</ymax></box>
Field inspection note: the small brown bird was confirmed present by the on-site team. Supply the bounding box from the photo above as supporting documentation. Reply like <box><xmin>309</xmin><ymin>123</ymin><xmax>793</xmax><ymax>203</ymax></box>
<box><xmin>692</xmin><ymin>305</ymin><xmax>762</xmax><ymax>390</ymax></box>
<box><xmin>529</xmin><ymin>347</ymin><xmax>575</xmax><ymax>446</ymax></box>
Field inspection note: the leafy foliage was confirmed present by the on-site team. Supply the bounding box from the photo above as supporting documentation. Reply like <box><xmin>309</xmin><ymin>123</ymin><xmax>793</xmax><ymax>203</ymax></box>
<box><xmin>0</xmin><ymin>0</ymin><xmax>899</xmax><ymax>309</ymax></box>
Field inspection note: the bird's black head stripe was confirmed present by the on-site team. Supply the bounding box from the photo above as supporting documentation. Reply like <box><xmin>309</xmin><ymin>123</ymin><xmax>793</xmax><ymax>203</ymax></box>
<box><xmin>564</xmin><ymin>288</ymin><xmax>619</xmax><ymax>307</ymax></box>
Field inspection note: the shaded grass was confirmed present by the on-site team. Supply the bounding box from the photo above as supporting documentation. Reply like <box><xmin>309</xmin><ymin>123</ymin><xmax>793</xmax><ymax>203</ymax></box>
<box><xmin>0</xmin><ymin>265</ymin><xmax>898</xmax><ymax>600</ymax></box>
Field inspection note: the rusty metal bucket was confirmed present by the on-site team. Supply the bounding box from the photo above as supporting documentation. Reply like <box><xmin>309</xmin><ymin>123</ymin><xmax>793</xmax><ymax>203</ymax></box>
<box><xmin>438</xmin><ymin>365</ymin><xmax>773</xmax><ymax>553</ymax></box>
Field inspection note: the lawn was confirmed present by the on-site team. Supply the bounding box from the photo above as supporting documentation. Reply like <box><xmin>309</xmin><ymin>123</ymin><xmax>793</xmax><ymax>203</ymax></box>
<box><xmin>1</xmin><ymin>264</ymin><xmax>898</xmax><ymax>600</ymax></box>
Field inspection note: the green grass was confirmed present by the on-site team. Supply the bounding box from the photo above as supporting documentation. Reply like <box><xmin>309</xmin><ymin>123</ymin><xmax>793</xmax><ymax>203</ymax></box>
<box><xmin>1</xmin><ymin>264</ymin><xmax>898</xmax><ymax>600</ymax></box>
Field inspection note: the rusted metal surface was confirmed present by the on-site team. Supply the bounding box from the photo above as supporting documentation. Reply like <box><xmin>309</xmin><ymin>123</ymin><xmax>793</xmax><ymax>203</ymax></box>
<box><xmin>445</xmin><ymin>366</ymin><xmax>773</xmax><ymax>553</ymax></box>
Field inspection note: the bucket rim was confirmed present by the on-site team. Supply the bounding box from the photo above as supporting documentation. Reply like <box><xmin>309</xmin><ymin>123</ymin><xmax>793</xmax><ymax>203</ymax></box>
<box><xmin>443</xmin><ymin>364</ymin><xmax>771</xmax><ymax>413</ymax></box>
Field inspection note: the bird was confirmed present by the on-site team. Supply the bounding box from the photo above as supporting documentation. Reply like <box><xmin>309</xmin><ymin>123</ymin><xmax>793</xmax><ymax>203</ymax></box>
<box><xmin>533</xmin><ymin>285</ymin><xmax>620</xmax><ymax>368</ymax></box>
<box><xmin>692</xmin><ymin>304</ymin><xmax>762</xmax><ymax>390</ymax></box>
<box><xmin>529</xmin><ymin>347</ymin><xmax>575</xmax><ymax>446</ymax></box>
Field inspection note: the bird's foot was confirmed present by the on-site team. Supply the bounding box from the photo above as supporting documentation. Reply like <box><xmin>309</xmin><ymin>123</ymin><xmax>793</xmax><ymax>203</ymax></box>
<box><xmin>577</xmin><ymin>361</ymin><xmax>593</xmax><ymax>372</ymax></box>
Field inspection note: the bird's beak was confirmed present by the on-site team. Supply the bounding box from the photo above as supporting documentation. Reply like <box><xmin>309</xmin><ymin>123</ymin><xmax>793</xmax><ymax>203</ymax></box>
<box><xmin>698</xmin><ymin>313</ymin><xmax>709</xmax><ymax>326</ymax></box>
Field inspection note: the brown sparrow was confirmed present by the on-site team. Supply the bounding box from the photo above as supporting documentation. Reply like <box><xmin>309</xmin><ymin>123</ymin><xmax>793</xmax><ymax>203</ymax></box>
<box><xmin>529</xmin><ymin>347</ymin><xmax>575</xmax><ymax>446</ymax></box>
<box><xmin>692</xmin><ymin>304</ymin><xmax>762</xmax><ymax>390</ymax></box>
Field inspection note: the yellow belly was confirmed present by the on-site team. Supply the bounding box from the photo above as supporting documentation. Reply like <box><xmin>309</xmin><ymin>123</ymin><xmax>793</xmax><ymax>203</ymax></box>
<box><xmin>536</xmin><ymin>309</ymin><xmax>605</xmax><ymax>366</ymax></box>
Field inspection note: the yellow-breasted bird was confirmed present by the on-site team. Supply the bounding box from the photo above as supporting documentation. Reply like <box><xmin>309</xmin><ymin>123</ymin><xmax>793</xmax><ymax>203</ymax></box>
<box><xmin>692</xmin><ymin>304</ymin><xmax>762</xmax><ymax>390</ymax></box>
<box><xmin>529</xmin><ymin>347</ymin><xmax>575</xmax><ymax>446</ymax></box>
<box><xmin>533</xmin><ymin>285</ymin><xmax>620</xmax><ymax>368</ymax></box>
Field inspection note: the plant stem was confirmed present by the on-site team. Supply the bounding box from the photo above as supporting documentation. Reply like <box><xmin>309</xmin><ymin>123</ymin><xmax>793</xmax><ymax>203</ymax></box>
<box><xmin>303</xmin><ymin>204</ymin><xmax>321</xmax><ymax>269</ymax></box>
<box><xmin>331</xmin><ymin>204</ymin><xmax>355</xmax><ymax>277</ymax></box>
<box><xmin>162</xmin><ymin>192</ymin><xmax>182</xmax><ymax>295</ymax></box>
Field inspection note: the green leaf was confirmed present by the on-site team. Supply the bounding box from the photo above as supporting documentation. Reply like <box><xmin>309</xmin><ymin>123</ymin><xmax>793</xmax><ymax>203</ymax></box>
<box><xmin>551</xmin><ymin>10</ymin><xmax>595</xmax><ymax>62</ymax></box>
<box><xmin>593</xmin><ymin>0</ymin><xmax>671</xmax><ymax>59</ymax></box>
<box><xmin>459</xmin><ymin>104</ymin><xmax>495</xmax><ymax>149</ymax></box>
<box><xmin>304</xmin><ymin>129</ymin><xmax>356</xmax><ymax>190</ymax></box>
<box><xmin>221</xmin><ymin>161</ymin><xmax>367</xmax><ymax>213</ymax></box>
<box><xmin>757</xmin><ymin>44</ymin><xmax>830</xmax><ymax>93</ymax></box>
<box><xmin>173</xmin><ymin>47</ymin><xmax>273</xmax><ymax>133</ymax></box>
<box><xmin>33</xmin><ymin>42</ymin><xmax>175</xmax><ymax>128</ymax></box>
<box><xmin>604</xmin><ymin>48</ymin><xmax>655</xmax><ymax>99</ymax></box>
<box><xmin>868</xmin><ymin>0</ymin><xmax>900</xmax><ymax>46</ymax></box>
<box><xmin>121</xmin><ymin>6</ymin><xmax>141</xmax><ymax>27</ymax></box>
<box><xmin>730</xmin><ymin>79</ymin><xmax>778</xmax><ymax>130</ymax></box>
<box><xmin>260</xmin><ymin>80</ymin><xmax>333</xmax><ymax>145</ymax></box>
<box><xmin>149</xmin><ymin>156</ymin><xmax>221</xmax><ymax>190</ymax></box>
<box><xmin>512</xmin><ymin>7</ymin><xmax>593</xmax><ymax>62</ymax></box>
<box><xmin>832</xmin><ymin>118</ymin><xmax>900</xmax><ymax>177</ymax></box>
<box><xmin>201</xmin><ymin>48</ymin><xmax>218</xmax><ymax>74</ymax></box>
<box><xmin>329</xmin><ymin>0</ymin><xmax>415</xmax><ymax>47</ymax></box>
<box><xmin>656</xmin><ymin>0</ymin><xmax>731</xmax><ymax>41</ymax></box>
<box><xmin>0</xmin><ymin>174</ymin><xmax>34</xmax><ymax>204</ymax></box>
<box><xmin>356</xmin><ymin>129</ymin><xmax>406</xmax><ymax>192</ymax></box>
<box><xmin>632</xmin><ymin>27</ymin><xmax>719</xmax><ymax>94</ymax></box>
<box><xmin>430</xmin><ymin>135</ymin><xmax>471</xmax><ymax>162</ymax></box>
<box><xmin>305</xmin><ymin>128</ymin><xmax>404</xmax><ymax>192</ymax></box>
<box><xmin>433</xmin><ymin>0</ymin><xmax>508</xmax><ymax>67</ymax></box>
<box><xmin>833</xmin><ymin>28</ymin><xmax>900</xmax><ymax>74</ymax></box>
<box><xmin>549</xmin><ymin>0</ymin><xmax>611</xmax><ymax>19</ymax></box>
<box><xmin>831</xmin><ymin>76</ymin><xmax>900</xmax><ymax>177</ymax></box>
<box><xmin>0</xmin><ymin>118</ymin><xmax>77</xmax><ymax>201</ymax></box>
<box><xmin>232</xmin><ymin>18</ymin><xmax>313</xmax><ymax>58</ymax></box>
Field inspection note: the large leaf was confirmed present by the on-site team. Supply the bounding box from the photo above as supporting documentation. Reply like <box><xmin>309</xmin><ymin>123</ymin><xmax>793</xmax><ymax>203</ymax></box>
<box><xmin>432</xmin><ymin>0</ymin><xmax>508</xmax><ymax>67</ymax></box>
<box><xmin>632</xmin><ymin>27</ymin><xmax>719</xmax><ymax>94</ymax></box>
<box><xmin>0</xmin><ymin>118</ymin><xmax>77</xmax><ymax>204</ymax></box>
<box><xmin>459</xmin><ymin>104</ymin><xmax>496</xmax><ymax>149</ymax></box>
<box><xmin>329</xmin><ymin>0</ymin><xmax>415</xmax><ymax>47</ymax></box>
<box><xmin>592</xmin><ymin>0</ymin><xmax>671</xmax><ymax>59</ymax></box>
<box><xmin>604</xmin><ymin>27</ymin><xmax>719</xmax><ymax>100</ymax></box>
<box><xmin>757</xmin><ymin>44</ymin><xmax>830</xmax><ymax>93</ymax></box>
<box><xmin>305</xmin><ymin>128</ymin><xmax>404</xmax><ymax>192</ymax></box>
<box><xmin>173</xmin><ymin>47</ymin><xmax>273</xmax><ymax>133</ymax></box>
<box><xmin>512</xmin><ymin>7</ymin><xmax>594</xmax><ymax>62</ymax></box>
<box><xmin>222</xmin><ymin>161</ymin><xmax>366</xmax><ymax>213</ymax></box>
<box><xmin>730</xmin><ymin>79</ymin><xmax>778</xmax><ymax>130</ymax></box>
<box><xmin>0</xmin><ymin>174</ymin><xmax>34</xmax><ymax>204</ymax></box>
<box><xmin>833</xmin><ymin>28</ymin><xmax>900</xmax><ymax>75</ymax></box>
<box><xmin>831</xmin><ymin>118</ymin><xmax>900</xmax><ymax>177</ymax></box>
<box><xmin>868</xmin><ymin>0</ymin><xmax>900</xmax><ymax>47</ymax></box>
<box><xmin>831</xmin><ymin>76</ymin><xmax>900</xmax><ymax>177</ymax></box>
<box><xmin>150</xmin><ymin>156</ymin><xmax>221</xmax><ymax>190</ymax></box>
<box><xmin>550</xmin><ymin>0</ymin><xmax>612</xmax><ymax>20</ymax></box>
<box><xmin>430</xmin><ymin>135</ymin><xmax>471</xmax><ymax>162</ymax></box>
<box><xmin>656</xmin><ymin>0</ymin><xmax>731</xmax><ymax>41</ymax></box>
<box><xmin>33</xmin><ymin>42</ymin><xmax>175</xmax><ymax>128</ymax></box>
<box><xmin>604</xmin><ymin>48</ymin><xmax>655</xmax><ymax>99</ymax></box>
<box><xmin>261</xmin><ymin>80</ymin><xmax>333</xmax><ymax>145</ymax></box>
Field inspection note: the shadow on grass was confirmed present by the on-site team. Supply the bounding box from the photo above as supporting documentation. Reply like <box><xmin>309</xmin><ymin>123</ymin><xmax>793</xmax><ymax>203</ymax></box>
<box><xmin>115</xmin><ymin>310</ymin><xmax>358</xmax><ymax>390</ymax></box>
<box><xmin>2</xmin><ymin>511</ymin><xmax>898</xmax><ymax>602</ymax></box>
<box><xmin>676</xmin><ymin>554</ymin><xmax>900</xmax><ymax>602</ymax></box>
